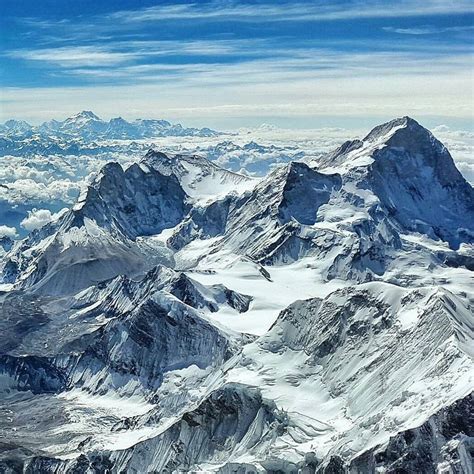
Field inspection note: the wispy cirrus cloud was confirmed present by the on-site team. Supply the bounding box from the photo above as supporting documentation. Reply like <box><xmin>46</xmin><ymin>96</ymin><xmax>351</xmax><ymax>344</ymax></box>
<box><xmin>383</xmin><ymin>25</ymin><xmax>474</xmax><ymax>35</ymax></box>
<box><xmin>3</xmin><ymin>57</ymin><xmax>472</xmax><ymax>124</ymax></box>
<box><xmin>9</xmin><ymin>41</ymin><xmax>472</xmax><ymax>87</ymax></box>
<box><xmin>5</xmin><ymin>39</ymin><xmax>272</xmax><ymax>69</ymax></box>
<box><xmin>107</xmin><ymin>0</ymin><xmax>474</xmax><ymax>24</ymax></box>
<box><xmin>7</xmin><ymin>46</ymin><xmax>137</xmax><ymax>67</ymax></box>
<box><xmin>14</xmin><ymin>0</ymin><xmax>474</xmax><ymax>47</ymax></box>
<box><xmin>7</xmin><ymin>34</ymin><xmax>473</xmax><ymax>79</ymax></box>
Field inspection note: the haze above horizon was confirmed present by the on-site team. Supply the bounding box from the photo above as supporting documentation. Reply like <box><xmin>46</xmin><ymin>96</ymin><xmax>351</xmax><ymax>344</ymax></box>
<box><xmin>1</xmin><ymin>0</ymin><xmax>473</xmax><ymax>130</ymax></box>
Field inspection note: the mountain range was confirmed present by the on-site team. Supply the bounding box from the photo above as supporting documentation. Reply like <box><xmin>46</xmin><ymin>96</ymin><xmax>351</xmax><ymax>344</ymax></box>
<box><xmin>0</xmin><ymin>112</ymin><xmax>304</xmax><ymax>184</ymax></box>
<box><xmin>0</xmin><ymin>116</ymin><xmax>472</xmax><ymax>473</ymax></box>
<box><xmin>0</xmin><ymin>111</ymin><xmax>220</xmax><ymax>143</ymax></box>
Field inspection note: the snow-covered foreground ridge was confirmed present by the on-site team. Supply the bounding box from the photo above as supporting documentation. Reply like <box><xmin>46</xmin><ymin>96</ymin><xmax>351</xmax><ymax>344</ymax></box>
<box><xmin>0</xmin><ymin>116</ymin><xmax>473</xmax><ymax>473</ymax></box>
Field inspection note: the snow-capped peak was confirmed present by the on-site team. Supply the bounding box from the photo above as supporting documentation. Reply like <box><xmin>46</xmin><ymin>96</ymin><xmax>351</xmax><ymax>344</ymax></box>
<box><xmin>363</xmin><ymin>115</ymin><xmax>419</xmax><ymax>143</ymax></box>
<box><xmin>3</xmin><ymin>119</ymin><xmax>32</xmax><ymax>133</ymax></box>
<box><xmin>60</xmin><ymin>111</ymin><xmax>106</xmax><ymax>136</ymax></box>
<box><xmin>67</xmin><ymin>110</ymin><xmax>102</xmax><ymax>122</ymax></box>
<box><xmin>313</xmin><ymin>116</ymin><xmax>474</xmax><ymax>249</ymax></box>
<box><xmin>319</xmin><ymin>116</ymin><xmax>454</xmax><ymax>173</ymax></box>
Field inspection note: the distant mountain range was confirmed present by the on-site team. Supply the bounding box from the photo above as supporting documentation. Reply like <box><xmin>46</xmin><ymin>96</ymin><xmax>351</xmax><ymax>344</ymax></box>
<box><xmin>0</xmin><ymin>110</ymin><xmax>220</xmax><ymax>142</ymax></box>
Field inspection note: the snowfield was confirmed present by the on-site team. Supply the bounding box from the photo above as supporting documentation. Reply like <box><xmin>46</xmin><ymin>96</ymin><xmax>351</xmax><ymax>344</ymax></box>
<box><xmin>0</xmin><ymin>116</ymin><xmax>473</xmax><ymax>473</ymax></box>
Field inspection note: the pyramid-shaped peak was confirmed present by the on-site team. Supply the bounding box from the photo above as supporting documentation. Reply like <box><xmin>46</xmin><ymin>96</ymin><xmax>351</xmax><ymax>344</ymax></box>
<box><xmin>144</xmin><ymin>149</ymin><xmax>169</xmax><ymax>161</ymax></box>
<box><xmin>4</xmin><ymin>119</ymin><xmax>32</xmax><ymax>129</ymax></box>
<box><xmin>264</xmin><ymin>161</ymin><xmax>341</xmax><ymax>196</ymax></box>
<box><xmin>285</xmin><ymin>161</ymin><xmax>314</xmax><ymax>175</ymax></box>
<box><xmin>69</xmin><ymin>110</ymin><xmax>102</xmax><ymax>121</ymax></box>
<box><xmin>363</xmin><ymin>116</ymin><xmax>425</xmax><ymax>143</ymax></box>
<box><xmin>109</xmin><ymin>116</ymin><xmax>128</xmax><ymax>123</ymax></box>
<box><xmin>319</xmin><ymin>116</ymin><xmax>451</xmax><ymax>172</ymax></box>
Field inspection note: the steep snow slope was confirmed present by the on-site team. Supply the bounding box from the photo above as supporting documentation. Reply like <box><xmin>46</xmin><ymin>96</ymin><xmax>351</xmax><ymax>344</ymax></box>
<box><xmin>346</xmin><ymin>393</ymin><xmax>473</xmax><ymax>473</ymax></box>
<box><xmin>3</xmin><ymin>281</ymin><xmax>471</xmax><ymax>472</ymax></box>
<box><xmin>20</xmin><ymin>383</ymin><xmax>291</xmax><ymax>473</ymax></box>
<box><xmin>59</xmin><ymin>111</ymin><xmax>107</xmax><ymax>138</ymax></box>
<box><xmin>142</xmin><ymin>149</ymin><xmax>256</xmax><ymax>201</ymax></box>
<box><xmin>0</xmin><ymin>264</ymin><xmax>252</xmax><ymax>468</ymax></box>
<box><xmin>218</xmin><ymin>282</ymin><xmax>474</xmax><ymax>470</ymax></box>
<box><xmin>169</xmin><ymin>161</ymin><xmax>344</xmax><ymax>267</ymax></box>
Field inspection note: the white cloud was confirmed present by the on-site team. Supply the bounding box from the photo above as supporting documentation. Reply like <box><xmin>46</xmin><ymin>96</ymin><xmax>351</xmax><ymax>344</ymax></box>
<box><xmin>5</xmin><ymin>3</ymin><xmax>473</xmax><ymax>125</ymax></box>
<box><xmin>432</xmin><ymin>125</ymin><xmax>474</xmax><ymax>184</ymax></box>
<box><xmin>383</xmin><ymin>25</ymin><xmax>474</xmax><ymax>35</ymax></box>
<box><xmin>19</xmin><ymin>1</ymin><xmax>474</xmax><ymax>37</ymax></box>
<box><xmin>0</xmin><ymin>225</ymin><xmax>18</xmax><ymax>238</ymax></box>
<box><xmin>0</xmin><ymin>178</ymin><xmax>80</xmax><ymax>204</ymax></box>
<box><xmin>6</xmin><ymin>38</ymin><xmax>271</xmax><ymax>71</ymax></box>
<box><xmin>20</xmin><ymin>208</ymin><xmax>68</xmax><ymax>231</ymax></box>
<box><xmin>108</xmin><ymin>1</ymin><xmax>474</xmax><ymax>24</ymax></box>
<box><xmin>8</xmin><ymin>46</ymin><xmax>138</xmax><ymax>68</ymax></box>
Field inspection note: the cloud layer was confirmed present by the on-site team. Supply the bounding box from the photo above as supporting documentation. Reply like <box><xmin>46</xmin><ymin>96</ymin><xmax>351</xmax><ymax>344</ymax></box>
<box><xmin>0</xmin><ymin>225</ymin><xmax>18</xmax><ymax>238</ymax></box>
<box><xmin>20</xmin><ymin>208</ymin><xmax>68</xmax><ymax>231</ymax></box>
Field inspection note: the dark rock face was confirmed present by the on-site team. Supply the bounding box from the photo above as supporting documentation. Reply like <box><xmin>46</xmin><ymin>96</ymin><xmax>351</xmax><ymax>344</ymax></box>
<box><xmin>0</xmin><ymin>354</ymin><xmax>66</xmax><ymax>394</ymax></box>
<box><xmin>166</xmin><ymin>273</ymin><xmax>252</xmax><ymax>313</ymax></box>
<box><xmin>348</xmin><ymin>393</ymin><xmax>474</xmax><ymax>473</ymax></box>
<box><xmin>21</xmin><ymin>384</ymin><xmax>288</xmax><ymax>473</ymax></box>
<box><xmin>366</xmin><ymin>118</ymin><xmax>474</xmax><ymax>249</ymax></box>
<box><xmin>0</xmin><ymin>237</ymin><xmax>13</xmax><ymax>252</ymax></box>
<box><xmin>0</xmin><ymin>268</ymin><xmax>246</xmax><ymax>472</ymax></box>
<box><xmin>183</xmin><ymin>162</ymin><xmax>343</xmax><ymax>265</ymax></box>
<box><xmin>168</xmin><ymin>273</ymin><xmax>220</xmax><ymax>312</ymax></box>
<box><xmin>369</xmin><ymin>124</ymin><xmax>474</xmax><ymax>249</ymax></box>
<box><xmin>0</xmin><ymin>289</ymin><xmax>236</xmax><ymax>395</ymax></box>
<box><xmin>221</xmin><ymin>286</ymin><xmax>253</xmax><ymax>313</ymax></box>
<box><xmin>278</xmin><ymin>163</ymin><xmax>342</xmax><ymax>226</ymax></box>
<box><xmin>318</xmin><ymin>456</ymin><xmax>345</xmax><ymax>474</ymax></box>
<box><xmin>0</xmin><ymin>159</ymin><xmax>191</xmax><ymax>294</ymax></box>
<box><xmin>440</xmin><ymin>251</ymin><xmax>474</xmax><ymax>271</ymax></box>
<box><xmin>78</xmin><ymin>162</ymin><xmax>190</xmax><ymax>240</ymax></box>
<box><xmin>0</xmin><ymin>259</ymin><xmax>19</xmax><ymax>284</ymax></box>
<box><xmin>326</xmin><ymin>140</ymin><xmax>364</xmax><ymax>166</ymax></box>
<box><xmin>231</xmin><ymin>162</ymin><xmax>341</xmax><ymax>228</ymax></box>
<box><xmin>69</xmin><ymin>296</ymin><xmax>235</xmax><ymax>393</ymax></box>
<box><xmin>265</xmin><ymin>288</ymin><xmax>392</xmax><ymax>357</ymax></box>
<box><xmin>318</xmin><ymin>116</ymin><xmax>474</xmax><ymax>249</ymax></box>
<box><xmin>168</xmin><ymin>197</ymin><xmax>232</xmax><ymax>251</ymax></box>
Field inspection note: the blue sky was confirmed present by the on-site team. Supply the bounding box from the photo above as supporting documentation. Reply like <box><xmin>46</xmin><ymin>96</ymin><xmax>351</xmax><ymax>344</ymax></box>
<box><xmin>1</xmin><ymin>0</ymin><xmax>473</xmax><ymax>129</ymax></box>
